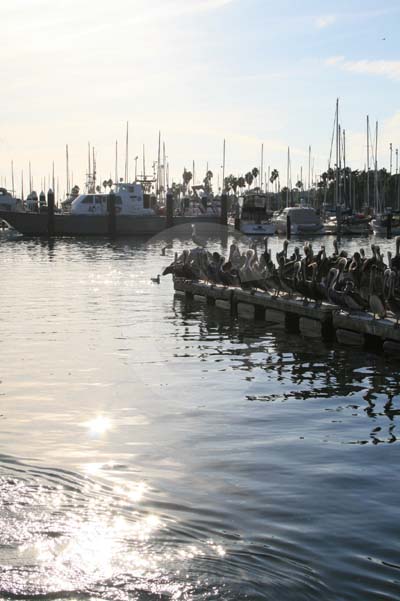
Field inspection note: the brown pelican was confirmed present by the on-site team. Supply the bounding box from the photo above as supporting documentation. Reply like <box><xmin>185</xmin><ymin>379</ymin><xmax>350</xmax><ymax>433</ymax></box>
<box><xmin>368</xmin><ymin>266</ymin><xmax>386</xmax><ymax>319</ymax></box>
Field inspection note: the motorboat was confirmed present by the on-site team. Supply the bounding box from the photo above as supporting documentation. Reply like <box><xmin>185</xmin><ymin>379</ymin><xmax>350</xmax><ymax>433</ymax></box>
<box><xmin>273</xmin><ymin>206</ymin><xmax>325</xmax><ymax>235</ymax></box>
<box><xmin>239</xmin><ymin>191</ymin><xmax>275</xmax><ymax>235</ymax></box>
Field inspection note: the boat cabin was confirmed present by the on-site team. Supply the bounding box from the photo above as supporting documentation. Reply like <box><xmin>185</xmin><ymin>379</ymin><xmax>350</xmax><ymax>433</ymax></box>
<box><xmin>70</xmin><ymin>182</ymin><xmax>155</xmax><ymax>216</ymax></box>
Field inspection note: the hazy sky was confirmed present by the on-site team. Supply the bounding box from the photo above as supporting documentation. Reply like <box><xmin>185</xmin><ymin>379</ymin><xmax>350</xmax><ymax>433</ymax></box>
<box><xmin>1</xmin><ymin>0</ymin><xmax>400</xmax><ymax>197</ymax></box>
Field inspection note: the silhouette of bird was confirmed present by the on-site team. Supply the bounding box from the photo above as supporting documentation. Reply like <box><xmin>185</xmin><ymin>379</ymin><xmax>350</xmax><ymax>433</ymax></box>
<box><xmin>191</xmin><ymin>224</ymin><xmax>207</xmax><ymax>247</ymax></box>
<box><xmin>151</xmin><ymin>275</ymin><xmax>160</xmax><ymax>284</ymax></box>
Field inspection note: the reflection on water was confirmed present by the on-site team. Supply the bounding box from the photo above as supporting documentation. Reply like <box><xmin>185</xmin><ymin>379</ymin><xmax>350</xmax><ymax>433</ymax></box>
<box><xmin>1</xmin><ymin>234</ymin><xmax>400</xmax><ymax>600</ymax></box>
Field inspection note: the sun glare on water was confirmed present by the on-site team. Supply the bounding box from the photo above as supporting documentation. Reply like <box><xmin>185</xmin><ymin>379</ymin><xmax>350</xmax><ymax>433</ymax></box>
<box><xmin>84</xmin><ymin>415</ymin><xmax>112</xmax><ymax>436</ymax></box>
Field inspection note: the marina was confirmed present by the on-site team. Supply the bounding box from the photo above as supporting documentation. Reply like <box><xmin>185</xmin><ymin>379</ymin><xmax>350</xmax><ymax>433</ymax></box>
<box><xmin>2</xmin><ymin>0</ymin><xmax>400</xmax><ymax>599</ymax></box>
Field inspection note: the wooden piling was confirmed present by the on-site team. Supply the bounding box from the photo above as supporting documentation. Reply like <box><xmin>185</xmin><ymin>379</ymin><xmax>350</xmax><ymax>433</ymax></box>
<box><xmin>47</xmin><ymin>188</ymin><xmax>55</xmax><ymax>237</ymax></box>
<box><xmin>166</xmin><ymin>192</ymin><xmax>174</xmax><ymax>229</ymax></box>
<box><xmin>107</xmin><ymin>191</ymin><xmax>116</xmax><ymax>237</ymax></box>
<box><xmin>387</xmin><ymin>212</ymin><xmax>392</xmax><ymax>239</ymax></box>
<box><xmin>286</xmin><ymin>214</ymin><xmax>291</xmax><ymax>238</ymax></box>
<box><xmin>220</xmin><ymin>193</ymin><xmax>228</xmax><ymax>226</ymax></box>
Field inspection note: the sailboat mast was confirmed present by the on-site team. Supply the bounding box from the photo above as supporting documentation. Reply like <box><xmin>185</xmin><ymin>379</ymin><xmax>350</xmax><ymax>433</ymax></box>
<box><xmin>157</xmin><ymin>131</ymin><xmax>161</xmax><ymax>195</ymax></box>
<box><xmin>143</xmin><ymin>144</ymin><xmax>146</xmax><ymax>179</ymax></box>
<box><xmin>307</xmin><ymin>145</ymin><xmax>311</xmax><ymax>205</ymax></box>
<box><xmin>260</xmin><ymin>143</ymin><xmax>264</xmax><ymax>191</ymax></box>
<box><xmin>115</xmin><ymin>140</ymin><xmax>118</xmax><ymax>184</ymax></box>
<box><xmin>66</xmin><ymin>145</ymin><xmax>70</xmax><ymax>196</ymax></box>
<box><xmin>335</xmin><ymin>99</ymin><xmax>339</xmax><ymax>209</ymax></box>
<box><xmin>222</xmin><ymin>139</ymin><xmax>226</xmax><ymax>192</ymax></box>
<box><xmin>375</xmin><ymin>121</ymin><xmax>379</xmax><ymax>214</ymax></box>
<box><xmin>343</xmin><ymin>129</ymin><xmax>346</xmax><ymax>207</ymax></box>
<box><xmin>29</xmin><ymin>161</ymin><xmax>32</xmax><ymax>194</ymax></box>
<box><xmin>21</xmin><ymin>170</ymin><xmax>24</xmax><ymax>200</ymax></box>
<box><xmin>286</xmin><ymin>146</ymin><xmax>290</xmax><ymax>208</ymax></box>
<box><xmin>366</xmin><ymin>115</ymin><xmax>370</xmax><ymax>209</ymax></box>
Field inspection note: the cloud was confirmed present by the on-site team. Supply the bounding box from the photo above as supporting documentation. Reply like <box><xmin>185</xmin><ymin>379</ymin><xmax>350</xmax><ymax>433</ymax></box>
<box><xmin>326</xmin><ymin>56</ymin><xmax>400</xmax><ymax>81</ymax></box>
<box><xmin>315</xmin><ymin>15</ymin><xmax>336</xmax><ymax>29</ymax></box>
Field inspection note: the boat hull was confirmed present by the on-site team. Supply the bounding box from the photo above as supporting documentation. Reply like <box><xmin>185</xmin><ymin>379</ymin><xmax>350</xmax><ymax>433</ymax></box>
<box><xmin>240</xmin><ymin>222</ymin><xmax>275</xmax><ymax>235</ymax></box>
<box><xmin>0</xmin><ymin>211</ymin><xmax>222</xmax><ymax>237</ymax></box>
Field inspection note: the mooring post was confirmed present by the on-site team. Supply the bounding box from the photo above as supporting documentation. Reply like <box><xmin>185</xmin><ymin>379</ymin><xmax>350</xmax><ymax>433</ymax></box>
<box><xmin>47</xmin><ymin>188</ymin><xmax>55</xmax><ymax>237</ymax></box>
<box><xmin>336</xmin><ymin>204</ymin><xmax>342</xmax><ymax>238</ymax></box>
<box><xmin>107</xmin><ymin>190</ymin><xmax>116</xmax><ymax>237</ymax></box>
<box><xmin>166</xmin><ymin>192</ymin><xmax>174</xmax><ymax>229</ymax></box>
<box><xmin>39</xmin><ymin>191</ymin><xmax>46</xmax><ymax>212</ymax></box>
<box><xmin>220</xmin><ymin>193</ymin><xmax>228</xmax><ymax>226</ymax></box>
<box><xmin>387</xmin><ymin>211</ymin><xmax>392</xmax><ymax>239</ymax></box>
<box><xmin>286</xmin><ymin>214</ymin><xmax>291</xmax><ymax>239</ymax></box>
<box><xmin>234</xmin><ymin>203</ymin><xmax>241</xmax><ymax>231</ymax></box>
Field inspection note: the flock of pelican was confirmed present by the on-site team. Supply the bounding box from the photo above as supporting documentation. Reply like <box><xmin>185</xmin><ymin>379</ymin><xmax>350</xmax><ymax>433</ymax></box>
<box><xmin>163</xmin><ymin>237</ymin><xmax>400</xmax><ymax>323</ymax></box>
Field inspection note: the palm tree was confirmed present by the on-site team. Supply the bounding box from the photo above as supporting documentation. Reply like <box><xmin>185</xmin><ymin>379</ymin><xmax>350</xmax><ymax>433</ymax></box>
<box><xmin>182</xmin><ymin>168</ymin><xmax>193</xmax><ymax>195</ymax></box>
<box><xmin>238</xmin><ymin>176</ymin><xmax>245</xmax><ymax>192</ymax></box>
<box><xmin>245</xmin><ymin>172</ymin><xmax>253</xmax><ymax>189</ymax></box>
<box><xmin>251</xmin><ymin>167</ymin><xmax>259</xmax><ymax>182</ymax></box>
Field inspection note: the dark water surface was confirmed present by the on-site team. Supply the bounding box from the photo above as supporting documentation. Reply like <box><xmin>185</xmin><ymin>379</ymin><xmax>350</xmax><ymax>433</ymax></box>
<box><xmin>1</xmin><ymin>232</ymin><xmax>400</xmax><ymax>600</ymax></box>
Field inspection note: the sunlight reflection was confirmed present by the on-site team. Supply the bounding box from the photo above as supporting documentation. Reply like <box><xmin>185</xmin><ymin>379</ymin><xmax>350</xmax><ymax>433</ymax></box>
<box><xmin>83</xmin><ymin>415</ymin><xmax>112</xmax><ymax>436</ymax></box>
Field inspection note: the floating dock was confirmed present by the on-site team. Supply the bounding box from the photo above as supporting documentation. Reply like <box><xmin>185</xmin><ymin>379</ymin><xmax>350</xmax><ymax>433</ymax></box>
<box><xmin>174</xmin><ymin>279</ymin><xmax>400</xmax><ymax>353</ymax></box>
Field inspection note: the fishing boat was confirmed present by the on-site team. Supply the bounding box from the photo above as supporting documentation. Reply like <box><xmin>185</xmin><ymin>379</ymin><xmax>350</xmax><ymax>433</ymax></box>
<box><xmin>0</xmin><ymin>181</ymin><xmax>222</xmax><ymax>237</ymax></box>
<box><xmin>273</xmin><ymin>206</ymin><xmax>325</xmax><ymax>235</ymax></box>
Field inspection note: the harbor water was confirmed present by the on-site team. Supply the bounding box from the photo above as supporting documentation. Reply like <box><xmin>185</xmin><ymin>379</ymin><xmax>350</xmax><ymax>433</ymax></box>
<box><xmin>1</xmin><ymin>232</ymin><xmax>400</xmax><ymax>600</ymax></box>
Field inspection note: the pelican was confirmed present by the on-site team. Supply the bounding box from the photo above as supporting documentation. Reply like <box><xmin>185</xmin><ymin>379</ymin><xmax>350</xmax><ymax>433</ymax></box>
<box><xmin>191</xmin><ymin>224</ymin><xmax>207</xmax><ymax>247</ymax></box>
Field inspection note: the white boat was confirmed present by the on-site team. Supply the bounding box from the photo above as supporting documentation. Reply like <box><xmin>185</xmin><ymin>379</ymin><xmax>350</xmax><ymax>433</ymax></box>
<box><xmin>240</xmin><ymin>221</ymin><xmax>275</xmax><ymax>235</ymax></box>
<box><xmin>273</xmin><ymin>206</ymin><xmax>325</xmax><ymax>235</ymax></box>
<box><xmin>371</xmin><ymin>213</ymin><xmax>400</xmax><ymax>236</ymax></box>
<box><xmin>0</xmin><ymin>188</ymin><xmax>24</xmax><ymax>212</ymax></box>
<box><xmin>70</xmin><ymin>182</ymin><xmax>155</xmax><ymax>216</ymax></box>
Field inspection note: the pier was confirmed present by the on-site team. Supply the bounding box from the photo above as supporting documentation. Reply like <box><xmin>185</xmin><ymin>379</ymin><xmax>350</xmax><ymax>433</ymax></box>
<box><xmin>174</xmin><ymin>279</ymin><xmax>400</xmax><ymax>353</ymax></box>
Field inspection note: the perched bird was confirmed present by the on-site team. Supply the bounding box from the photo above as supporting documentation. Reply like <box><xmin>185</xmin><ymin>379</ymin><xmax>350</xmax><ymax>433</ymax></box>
<box><xmin>151</xmin><ymin>275</ymin><xmax>161</xmax><ymax>284</ymax></box>
<box><xmin>191</xmin><ymin>224</ymin><xmax>207</xmax><ymax>247</ymax></box>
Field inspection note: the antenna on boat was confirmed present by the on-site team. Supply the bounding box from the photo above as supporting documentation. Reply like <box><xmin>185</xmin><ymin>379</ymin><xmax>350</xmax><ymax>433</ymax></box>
<box><xmin>66</xmin><ymin>145</ymin><xmax>70</xmax><ymax>197</ymax></box>
<box><xmin>11</xmin><ymin>160</ymin><xmax>14</xmax><ymax>195</ymax></box>
<box><xmin>125</xmin><ymin>121</ymin><xmax>129</xmax><ymax>182</ymax></box>
<box><xmin>115</xmin><ymin>140</ymin><xmax>118</xmax><ymax>185</ymax></box>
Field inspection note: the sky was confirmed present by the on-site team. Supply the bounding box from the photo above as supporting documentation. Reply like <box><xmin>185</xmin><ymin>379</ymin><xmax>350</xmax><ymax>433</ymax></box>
<box><xmin>1</xmin><ymin>0</ymin><xmax>400</xmax><ymax>198</ymax></box>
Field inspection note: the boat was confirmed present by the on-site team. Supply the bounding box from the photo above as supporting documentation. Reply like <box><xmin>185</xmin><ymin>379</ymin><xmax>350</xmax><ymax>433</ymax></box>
<box><xmin>0</xmin><ymin>188</ymin><xmax>24</xmax><ymax>212</ymax></box>
<box><xmin>0</xmin><ymin>181</ymin><xmax>222</xmax><ymax>237</ymax></box>
<box><xmin>273</xmin><ymin>206</ymin><xmax>325</xmax><ymax>235</ymax></box>
<box><xmin>239</xmin><ymin>191</ymin><xmax>275</xmax><ymax>236</ymax></box>
<box><xmin>371</xmin><ymin>212</ymin><xmax>400</xmax><ymax>236</ymax></box>
<box><xmin>240</xmin><ymin>221</ymin><xmax>276</xmax><ymax>235</ymax></box>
